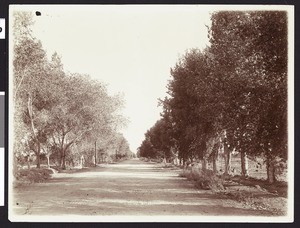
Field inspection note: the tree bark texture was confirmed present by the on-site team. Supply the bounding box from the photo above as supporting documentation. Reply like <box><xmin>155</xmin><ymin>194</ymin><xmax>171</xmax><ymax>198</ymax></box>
<box><xmin>36</xmin><ymin>142</ymin><xmax>41</xmax><ymax>168</ymax></box>
<box><xmin>266</xmin><ymin>156</ymin><xmax>277</xmax><ymax>184</ymax></box>
<box><xmin>61</xmin><ymin>152</ymin><xmax>66</xmax><ymax>170</ymax></box>
<box><xmin>27</xmin><ymin>94</ymin><xmax>41</xmax><ymax>169</ymax></box>
<box><xmin>212</xmin><ymin>150</ymin><xmax>218</xmax><ymax>173</ymax></box>
<box><xmin>46</xmin><ymin>154</ymin><xmax>50</xmax><ymax>168</ymax></box>
<box><xmin>240</xmin><ymin>151</ymin><xmax>249</xmax><ymax>177</ymax></box>
<box><xmin>27</xmin><ymin>156</ymin><xmax>31</xmax><ymax>170</ymax></box>
<box><xmin>224</xmin><ymin>146</ymin><xmax>232</xmax><ymax>175</ymax></box>
<box><xmin>202</xmin><ymin>158</ymin><xmax>207</xmax><ymax>172</ymax></box>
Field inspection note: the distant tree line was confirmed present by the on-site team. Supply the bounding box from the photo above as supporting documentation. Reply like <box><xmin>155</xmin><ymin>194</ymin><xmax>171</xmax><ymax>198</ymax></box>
<box><xmin>138</xmin><ymin>11</ymin><xmax>288</xmax><ymax>184</ymax></box>
<box><xmin>12</xmin><ymin>12</ymin><xmax>134</xmax><ymax>172</ymax></box>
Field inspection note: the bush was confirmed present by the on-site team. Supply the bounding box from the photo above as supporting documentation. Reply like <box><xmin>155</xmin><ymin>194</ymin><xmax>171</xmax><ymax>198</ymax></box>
<box><xmin>179</xmin><ymin>167</ymin><xmax>225</xmax><ymax>191</ymax></box>
<box><xmin>15</xmin><ymin>168</ymin><xmax>54</xmax><ymax>185</ymax></box>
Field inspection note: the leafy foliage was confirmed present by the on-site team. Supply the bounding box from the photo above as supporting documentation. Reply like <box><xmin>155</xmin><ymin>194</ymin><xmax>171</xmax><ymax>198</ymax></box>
<box><xmin>138</xmin><ymin>118</ymin><xmax>174</xmax><ymax>160</ymax></box>
<box><xmin>139</xmin><ymin>11</ymin><xmax>288</xmax><ymax>184</ymax></box>
<box><xmin>12</xmin><ymin>12</ymin><xmax>132</xmax><ymax>172</ymax></box>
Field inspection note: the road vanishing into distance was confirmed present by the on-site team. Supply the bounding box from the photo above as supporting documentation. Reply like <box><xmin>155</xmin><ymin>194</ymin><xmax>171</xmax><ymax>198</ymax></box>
<box><xmin>12</xmin><ymin>159</ymin><xmax>273</xmax><ymax>219</ymax></box>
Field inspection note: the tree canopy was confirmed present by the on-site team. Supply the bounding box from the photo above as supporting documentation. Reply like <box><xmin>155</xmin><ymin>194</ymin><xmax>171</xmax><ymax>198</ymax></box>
<box><xmin>139</xmin><ymin>11</ymin><xmax>288</xmax><ymax>183</ymax></box>
<box><xmin>12</xmin><ymin>11</ymin><xmax>132</xmax><ymax>171</ymax></box>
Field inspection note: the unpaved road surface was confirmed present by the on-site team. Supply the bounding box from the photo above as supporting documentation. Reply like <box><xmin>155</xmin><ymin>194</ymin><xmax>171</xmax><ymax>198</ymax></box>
<box><xmin>12</xmin><ymin>159</ymin><xmax>273</xmax><ymax>217</ymax></box>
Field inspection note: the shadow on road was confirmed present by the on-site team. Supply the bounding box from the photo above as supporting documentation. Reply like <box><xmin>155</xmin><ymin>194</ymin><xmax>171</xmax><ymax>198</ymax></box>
<box><xmin>12</xmin><ymin>159</ymin><xmax>275</xmax><ymax>217</ymax></box>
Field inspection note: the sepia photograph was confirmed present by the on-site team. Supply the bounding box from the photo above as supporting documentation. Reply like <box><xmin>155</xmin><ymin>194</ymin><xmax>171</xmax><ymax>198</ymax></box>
<box><xmin>8</xmin><ymin>5</ymin><xmax>294</xmax><ymax>222</ymax></box>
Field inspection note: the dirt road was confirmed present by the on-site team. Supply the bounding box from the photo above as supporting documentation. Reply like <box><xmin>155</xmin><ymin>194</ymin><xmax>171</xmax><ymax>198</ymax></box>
<box><xmin>12</xmin><ymin>159</ymin><xmax>273</xmax><ymax>218</ymax></box>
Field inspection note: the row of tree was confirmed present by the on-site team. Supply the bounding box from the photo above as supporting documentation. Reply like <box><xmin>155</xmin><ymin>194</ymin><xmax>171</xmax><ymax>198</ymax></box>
<box><xmin>138</xmin><ymin>11</ymin><xmax>288</xmax><ymax>184</ymax></box>
<box><xmin>13</xmin><ymin>12</ymin><xmax>133</xmax><ymax>171</ymax></box>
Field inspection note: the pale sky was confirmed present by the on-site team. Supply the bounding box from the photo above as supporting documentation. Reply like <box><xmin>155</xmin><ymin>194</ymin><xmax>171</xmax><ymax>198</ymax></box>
<box><xmin>12</xmin><ymin>5</ymin><xmax>212</xmax><ymax>152</ymax></box>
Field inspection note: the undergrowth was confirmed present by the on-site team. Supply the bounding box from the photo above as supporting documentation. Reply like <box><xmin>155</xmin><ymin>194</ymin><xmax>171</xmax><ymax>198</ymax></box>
<box><xmin>179</xmin><ymin>167</ymin><xmax>225</xmax><ymax>191</ymax></box>
<box><xmin>217</xmin><ymin>190</ymin><xmax>285</xmax><ymax>215</ymax></box>
<box><xmin>14</xmin><ymin>168</ymin><xmax>54</xmax><ymax>186</ymax></box>
<box><xmin>179</xmin><ymin>167</ymin><xmax>286</xmax><ymax>215</ymax></box>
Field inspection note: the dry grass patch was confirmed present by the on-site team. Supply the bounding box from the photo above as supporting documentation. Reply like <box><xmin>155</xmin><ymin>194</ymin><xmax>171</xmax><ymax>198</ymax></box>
<box><xmin>179</xmin><ymin>166</ymin><xmax>287</xmax><ymax>216</ymax></box>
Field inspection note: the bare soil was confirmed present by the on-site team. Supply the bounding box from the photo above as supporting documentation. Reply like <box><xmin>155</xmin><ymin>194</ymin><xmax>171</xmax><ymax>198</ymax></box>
<box><xmin>12</xmin><ymin>159</ymin><xmax>286</xmax><ymax>217</ymax></box>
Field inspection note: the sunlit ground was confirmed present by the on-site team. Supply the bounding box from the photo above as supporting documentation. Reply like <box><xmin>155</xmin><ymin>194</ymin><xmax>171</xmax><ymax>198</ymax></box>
<box><xmin>11</xmin><ymin>159</ymin><xmax>276</xmax><ymax>219</ymax></box>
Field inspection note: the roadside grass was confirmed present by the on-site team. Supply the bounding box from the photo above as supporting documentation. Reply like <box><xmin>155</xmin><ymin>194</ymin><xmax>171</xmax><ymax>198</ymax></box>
<box><xmin>230</xmin><ymin>175</ymin><xmax>288</xmax><ymax>197</ymax></box>
<box><xmin>179</xmin><ymin>168</ymin><xmax>225</xmax><ymax>191</ymax></box>
<box><xmin>141</xmin><ymin>156</ymin><xmax>288</xmax><ymax>196</ymax></box>
<box><xmin>13</xmin><ymin>165</ymin><xmax>99</xmax><ymax>187</ymax></box>
<box><xmin>211</xmin><ymin>155</ymin><xmax>287</xmax><ymax>182</ymax></box>
<box><xmin>216</xmin><ymin>189</ymin><xmax>286</xmax><ymax>216</ymax></box>
<box><xmin>178</xmin><ymin>162</ymin><xmax>288</xmax><ymax>216</ymax></box>
<box><xmin>141</xmin><ymin>155</ymin><xmax>287</xmax><ymax>182</ymax></box>
<box><xmin>14</xmin><ymin>159</ymin><xmax>127</xmax><ymax>187</ymax></box>
<box><xmin>214</xmin><ymin>156</ymin><xmax>288</xmax><ymax>197</ymax></box>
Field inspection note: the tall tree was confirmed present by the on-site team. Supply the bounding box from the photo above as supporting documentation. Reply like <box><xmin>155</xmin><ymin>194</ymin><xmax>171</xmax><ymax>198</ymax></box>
<box><xmin>12</xmin><ymin>11</ymin><xmax>128</xmax><ymax>171</ymax></box>
<box><xmin>209</xmin><ymin>11</ymin><xmax>288</xmax><ymax>181</ymax></box>
<box><xmin>13</xmin><ymin>12</ymin><xmax>57</xmax><ymax>168</ymax></box>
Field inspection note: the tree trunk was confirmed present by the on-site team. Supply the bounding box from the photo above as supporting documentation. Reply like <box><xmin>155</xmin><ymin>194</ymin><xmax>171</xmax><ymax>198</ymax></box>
<box><xmin>61</xmin><ymin>148</ymin><xmax>66</xmax><ymax>170</ymax></box>
<box><xmin>94</xmin><ymin>141</ymin><xmax>97</xmax><ymax>167</ymax></box>
<box><xmin>27</xmin><ymin>94</ymin><xmax>41</xmax><ymax>169</ymax></box>
<box><xmin>224</xmin><ymin>146</ymin><xmax>232</xmax><ymax>175</ymax></box>
<box><xmin>266</xmin><ymin>156</ymin><xmax>277</xmax><ymax>184</ymax></box>
<box><xmin>202</xmin><ymin>157</ymin><xmax>207</xmax><ymax>172</ymax></box>
<box><xmin>36</xmin><ymin>142</ymin><xmax>41</xmax><ymax>168</ymax></box>
<box><xmin>182</xmin><ymin>157</ymin><xmax>187</xmax><ymax>168</ymax></box>
<box><xmin>59</xmin><ymin>154</ymin><xmax>63</xmax><ymax>168</ymax></box>
<box><xmin>212</xmin><ymin>151</ymin><xmax>218</xmax><ymax>174</ymax></box>
<box><xmin>27</xmin><ymin>156</ymin><xmax>31</xmax><ymax>170</ymax></box>
<box><xmin>81</xmin><ymin>155</ymin><xmax>84</xmax><ymax>168</ymax></box>
<box><xmin>46</xmin><ymin>154</ymin><xmax>50</xmax><ymax>168</ymax></box>
<box><xmin>240</xmin><ymin>151</ymin><xmax>249</xmax><ymax>177</ymax></box>
<box><xmin>163</xmin><ymin>157</ymin><xmax>167</xmax><ymax>164</ymax></box>
<box><xmin>60</xmin><ymin>139</ymin><xmax>73</xmax><ymax>170</ymax></box>
<box><xmin>62</xmin><ymin>154</ymin><xmax>66</xmax><ymax>170</ymax></box>
<box><xmin>92</xmin><ymin>155</ymin><xmax>95</xmax><ymax>165</ymax></box>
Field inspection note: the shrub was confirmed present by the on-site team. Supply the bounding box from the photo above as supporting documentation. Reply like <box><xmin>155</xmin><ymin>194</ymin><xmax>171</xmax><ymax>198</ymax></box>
<box><xmin>179</xmin><ymin>167</ymin><xmax>225</xmax><ymax>191</ymax></box>
<box><xmin>15</xmin><ymin>168</ymin><xmax>54</xmax><ymax>185</ymax></box>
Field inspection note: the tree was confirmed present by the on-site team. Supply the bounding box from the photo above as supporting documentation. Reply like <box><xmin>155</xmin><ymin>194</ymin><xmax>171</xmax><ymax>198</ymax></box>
<box><xmin>209</xmin><ymin>11</ymin><xmax>288</xmax><ymax>181</ymax></box>
<box><xmin>154</xmin><ymin>11</ymin><xmax>288</xmax><ymax>183</ymax></box>
<box><xmin>47</xmin><ymin>73</ymin><xmax>125</xmax><ymax>169</ymax></box>
<box><xmin>13</xmin><ymin>12</ymin><xmax>57</xmax><ymax>168</ymax></box>
<box><xmin>12</xmin><ymin>11</ymin><xmax>128</xmax><ymax>171</ymax></box>
<box><xmin>162</xmin><ymin>48</ymin><xmax>224</xmax><ymax>170</ymax></box>
<box><xmin>115</xmin><ymin>134</ymin><xmax>132</xmax><ymax>160</ymax></box>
